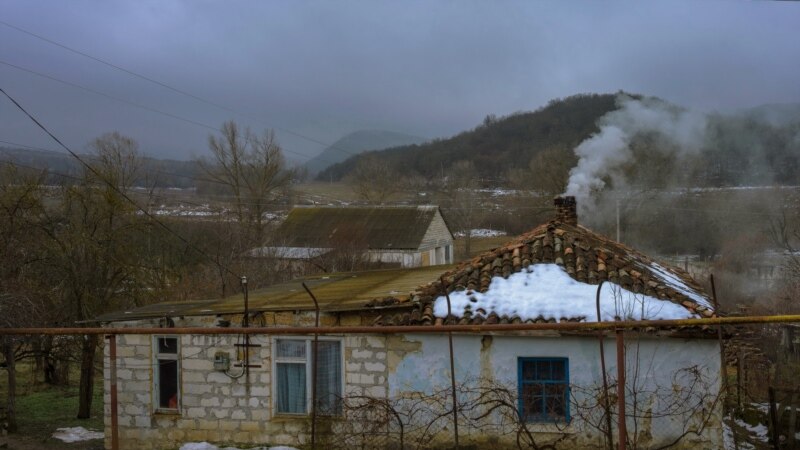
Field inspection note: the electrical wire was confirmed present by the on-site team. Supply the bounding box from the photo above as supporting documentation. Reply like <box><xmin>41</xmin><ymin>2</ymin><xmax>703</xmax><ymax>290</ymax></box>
<box><xmin>0</xmin><ymin>87</ymin><xmax>240</xmax><ymax>278</ymax></box>
<box><xmin>0</xmin><ymin>59</ymin><xmax>353</xmax><ymax>168</ymax></box>
<box><xmin>0</xmin><ymin>20</ymin><xmax>432</xmax><ymax>160</ymax></box>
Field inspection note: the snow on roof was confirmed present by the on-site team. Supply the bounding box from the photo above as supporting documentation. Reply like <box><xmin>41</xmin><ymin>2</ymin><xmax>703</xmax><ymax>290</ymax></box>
<box><xmin>645</xmin><ymin>262</ymin><xmax>713</xmax><ymax>310</ymax></box>
<box><xmin>433</xmin><ymin>264</ymin><xmax>698</xmax><ymax>322</ymax></box>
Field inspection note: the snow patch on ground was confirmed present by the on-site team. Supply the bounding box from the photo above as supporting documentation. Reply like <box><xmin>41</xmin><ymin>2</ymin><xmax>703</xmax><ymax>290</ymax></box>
<box><xmin>433</xmin><ymin>263</ymin><xmax>698</xmax><ymax>321</ymax></box>
<box><xmin>179</xmin><ymin>443</ymin><xmax>299</xmax><ymax>450</ymax></box>
<box><xmin>52</xmin><ymin>427</ymin><xmax>104</xmax><ymax>443</ymax></box>
<box><xmin>454</xmin><ymin>228</ymin><xmax>507</xmax><ymax>238</ymax></box>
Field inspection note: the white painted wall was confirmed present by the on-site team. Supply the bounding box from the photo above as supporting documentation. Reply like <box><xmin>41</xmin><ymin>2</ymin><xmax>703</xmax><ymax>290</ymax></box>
<box><xmin>389</xmin><ymin>333</ymin><xmax>723</xmax><ymax>448</ymax></box>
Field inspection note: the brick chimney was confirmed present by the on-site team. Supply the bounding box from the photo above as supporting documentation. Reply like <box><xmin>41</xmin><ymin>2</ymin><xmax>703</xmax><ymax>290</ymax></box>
<box><xmin>554</xmin><ymin>196</ymin><xmax>577</xmax><ymax>225</ymax></box>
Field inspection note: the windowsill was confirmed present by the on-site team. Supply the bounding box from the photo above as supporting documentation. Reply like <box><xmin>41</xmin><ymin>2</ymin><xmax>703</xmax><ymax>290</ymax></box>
<box><xmin>153</xmin><ymin>409</ymin><xmax>181</xmax><ymax>416</ymax></box>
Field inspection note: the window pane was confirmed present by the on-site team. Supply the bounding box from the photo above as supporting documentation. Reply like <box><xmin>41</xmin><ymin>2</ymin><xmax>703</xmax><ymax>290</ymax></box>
<box><xmin>276</xmin><ymin>362</ymin><xmax>306</xmax><ymax>413</ymax></box>
<box><xmin>545</xmin><ymin>384</ymin><xmax>567</xmax><ymax>418</ymax></box>
<box><xmin>315</xmin><ymin>341</ymin><xmax>342</xmax><ymax>415</ymax></box>
<box><xmin>157</xmin><ymin>359</ymin><xmax>178</xmax><ymax>409</ymax></box>
<box><xmin>277</xmin><ymin>339</ymin><xmax>306</xmax><ymax>359</ymax></box>
<box><xmin>535</xmin><ymin>360</ymin><xmax>551</xmax><ymax>380</ymax></box>
<box><xmin>551</xmin><ymin>360</ymin><xmax>565</xmax><ymax>380</ymax></box>
<box><xmin>522</xmin><ymin>361</ymin><xmax>536</xmax><ymax>380</ymax></box>
<box><xmin>521</xmin><ymin>383</ymin><xmax>544</xmax><ymax>420</ymax></box>
<box><xmin>157</xmin><ymin>337</ymin><xmax>178</xmax><ymax>354</ymax></box>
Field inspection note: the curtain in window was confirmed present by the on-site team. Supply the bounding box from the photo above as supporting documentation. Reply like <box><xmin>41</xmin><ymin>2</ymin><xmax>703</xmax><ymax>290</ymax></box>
<box><xmin>276</xmin><ymin>363</ymin><xmax>306</xmax><ymax>413</ymax></box>
<box><xmin>315</xmin><ymin>341</ymin><xmax>342</xmax><ymax>415</ymax></box>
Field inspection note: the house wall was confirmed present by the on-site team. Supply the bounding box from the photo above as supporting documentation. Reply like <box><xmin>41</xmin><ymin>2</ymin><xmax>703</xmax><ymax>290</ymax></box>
<box><xmin>419</xmin><ymin>209</ymin><xmax>454</xmax><ymax>265</ymax></box>
<box><xmin>103</xmin><ymin>317</ymin><xmax>388</xmax><ymax>450</ymax></box>
<box><xmin>388</xmin><ymin>333</ymin><xmax>723</xmax><ymax>449</ymax></box>
<box><xmin>104</xmin><ymin>322</ymin><xmax>721</xmax><ymax>449</ymax></box>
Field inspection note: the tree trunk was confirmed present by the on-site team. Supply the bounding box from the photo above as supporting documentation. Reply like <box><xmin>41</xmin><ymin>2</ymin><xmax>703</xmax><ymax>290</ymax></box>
<box><xmin>2</xmin><ymin>340</ymin><xmax>18</xmax><ymax>433</ymax></box>
<box><xmin>77</xmin><ymin>334</ymin><xmax>98</xmax><ymax>419</ymax></box>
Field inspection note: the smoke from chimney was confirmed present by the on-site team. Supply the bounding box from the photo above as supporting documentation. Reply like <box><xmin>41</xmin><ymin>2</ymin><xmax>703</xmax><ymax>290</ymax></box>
<box><xmin>564</xmin><ymin>94</ymin><xmax>707</xmax><ymax>214</ymax></box>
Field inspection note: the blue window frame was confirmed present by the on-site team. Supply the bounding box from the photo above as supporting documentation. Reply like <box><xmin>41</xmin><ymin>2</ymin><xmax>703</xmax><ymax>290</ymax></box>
<box><xmin>518</xmin><ymin>357</ymin><xmax>569</xmax><ymax>422</ymax></box>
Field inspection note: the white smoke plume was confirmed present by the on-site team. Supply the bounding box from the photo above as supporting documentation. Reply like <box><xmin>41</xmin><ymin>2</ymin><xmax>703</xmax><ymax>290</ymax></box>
<box><xmin>565</xmin><ymin>94</ymin><xmax>708</xmax><ymax>211</ymax></box>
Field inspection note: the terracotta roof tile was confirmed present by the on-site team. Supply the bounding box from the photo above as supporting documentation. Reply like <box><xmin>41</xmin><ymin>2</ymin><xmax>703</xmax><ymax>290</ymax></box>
<box><xmin>380</xmin><ymin>219</ymin><xmax>715</xmax><ymax>326</ymax></box>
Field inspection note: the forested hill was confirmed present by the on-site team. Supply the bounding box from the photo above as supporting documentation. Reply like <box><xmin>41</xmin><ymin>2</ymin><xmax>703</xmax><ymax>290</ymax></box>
<box><xmin>305</xmin><ymin>129</ymin><xmax>425</xmax><ymax>175</ymax></box>
<box><xmin>317</xmin><ymin>93</ymin><xmax>620</xmax><ymax>181</ymax></box>
<box><xmin>0</xmin><ymin>147</ymin><xmax>201</xmax><ymax>188</ymax></box>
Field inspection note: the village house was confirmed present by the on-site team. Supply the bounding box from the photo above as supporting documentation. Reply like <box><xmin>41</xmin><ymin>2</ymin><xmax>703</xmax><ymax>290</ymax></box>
<box><xmin>97</xmin><ymin>197</ymin><xmax>722</xmax><ymax>449</ymax></box>
<box><xmin>256</xmin><ymin>205</ymin><xmax>454</xmax><ymax>269</ymax></box>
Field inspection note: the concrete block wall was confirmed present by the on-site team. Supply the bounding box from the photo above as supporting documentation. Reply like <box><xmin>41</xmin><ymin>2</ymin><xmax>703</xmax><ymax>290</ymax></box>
<box><xmin>103</xmin><ymin>321</ymin><xmax>390</xmax><ymax>450</ymax></box>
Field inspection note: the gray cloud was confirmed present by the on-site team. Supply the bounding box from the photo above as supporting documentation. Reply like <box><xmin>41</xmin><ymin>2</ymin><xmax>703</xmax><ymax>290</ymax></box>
<box><xmin>1</xmin><ymin>1</ymin><xmax>799</xmax><ymax>162</ymax></box>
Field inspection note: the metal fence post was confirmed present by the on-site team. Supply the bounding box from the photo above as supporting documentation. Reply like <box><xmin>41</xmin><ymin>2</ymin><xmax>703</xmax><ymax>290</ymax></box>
<box><xmin>616</xmin><ymin>328</ymin><xmax>626</xmax><ymax>450</ymax></box>
<box><xmin>107</xmin><ymin>334</ymin><xmax>119</xmax><ymax>450</ymax></box>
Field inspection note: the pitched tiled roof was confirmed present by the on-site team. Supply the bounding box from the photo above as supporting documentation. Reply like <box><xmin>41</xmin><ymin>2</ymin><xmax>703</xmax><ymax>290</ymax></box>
<box><xmin>371</xmin><ymin>219</ymin><xmax>714</xmax><ymax>326</ymax></box>
<box><xmin>276</xmin><ymin>206</ymin><xmax>447</xmax><ymax>250</ymax></box>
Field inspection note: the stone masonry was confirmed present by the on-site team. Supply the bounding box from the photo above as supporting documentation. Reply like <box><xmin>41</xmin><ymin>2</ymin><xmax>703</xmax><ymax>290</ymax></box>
<box><xmin>103</xmin><ymin>317</ymin><xmax>389</xmax><ymax>450</ymax></box>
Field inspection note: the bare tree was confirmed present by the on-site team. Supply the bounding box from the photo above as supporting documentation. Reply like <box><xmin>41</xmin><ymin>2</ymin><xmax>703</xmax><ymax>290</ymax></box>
<box><xmin>0</xmin><ymin>163</ymin><xmax>47</xmax><ymax>433</ymax></box>
<box><xmin>199</xmin><ymin>121</ymin><xmax>294</xmax><ymax>235</ymax></box>
<box><xmin>346</xmin><ymin>156</ymin><xmax>400</xmax><ymax>204</ymax></box>
<box><xmin>41</xmin><ymin>132</ymin><xmax>151</xmax><ymax>419</ymax></box>
<box><xmin>441</xmin><ymin>160</ymin><xmax>484</xmax><ymax>257</ymax></box>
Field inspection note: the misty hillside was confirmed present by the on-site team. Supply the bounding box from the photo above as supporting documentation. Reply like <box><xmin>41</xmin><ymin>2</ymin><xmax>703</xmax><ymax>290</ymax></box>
<box><xmin>306</xmin><ymin>130</ymin><xmax>425</xmax><ymax>175</ymax></box>
<box><xmin>317</xmin><ymin>93</ymin><xmax>620</xmax><ymax>182</ymax></box>
<box><xmin>318</xmin><ymin>93</ymin><xmax>800</xmax><ymax>188</ymax></box>
<box><xmin>0</xmin><ymin>146</ymin><xmax>202</xmax><ymax>188</ymax></box>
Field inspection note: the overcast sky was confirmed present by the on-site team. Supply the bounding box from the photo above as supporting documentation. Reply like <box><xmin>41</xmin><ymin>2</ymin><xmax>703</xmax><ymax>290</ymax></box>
<box><xmin>2</xmin><ymin>1</ymin><xmax>799</xmax><ymax>163</ymax></box>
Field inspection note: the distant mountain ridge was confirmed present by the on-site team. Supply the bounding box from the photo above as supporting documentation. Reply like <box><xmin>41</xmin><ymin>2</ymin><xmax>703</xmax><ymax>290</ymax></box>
<box><xmin>0</xmin><ymin>146</ymin><xmax>201</xmax><ymax>188</ymax></box>
<box><xmin>306</xmin><ymin>129</ymin><xmax>425</xmax><ymax>175</ymax></box>
<box><xmin>317</xmin><ymin>93</ymin><xmax>620</xmax><ymax>182</ymax></box>
<box><xmin>317</xmin><ymin>94</ymin><xmax>800</xmax><ymax>188</ymax></box>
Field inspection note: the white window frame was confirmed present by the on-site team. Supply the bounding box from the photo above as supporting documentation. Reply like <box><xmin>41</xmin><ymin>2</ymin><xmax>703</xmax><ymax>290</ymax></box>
<box><xmin>152</xmin><ymin>335</ymin><xmax>181</xmax><ymax>414</ymax></box>
<box><xmin>271</xmin><ymin>336</ymin><xmax>345</xmax><ymax>417</ymax></box>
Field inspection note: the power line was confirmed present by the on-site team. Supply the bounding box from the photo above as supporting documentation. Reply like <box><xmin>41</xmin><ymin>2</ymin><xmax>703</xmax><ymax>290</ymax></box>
<box><xmin>0</xmin><ymin>59</ymin><xmax>350</xmax><ymax>168</ymax></box>
<box><xmin>0</xmin><ymin>87</ymin><xmax>240</xmax><ymax>278</ymax></box>
<box><xmin>0</xmin><ymin>20</ymin><xmax>432</xmax><ymax>160</ymax></box>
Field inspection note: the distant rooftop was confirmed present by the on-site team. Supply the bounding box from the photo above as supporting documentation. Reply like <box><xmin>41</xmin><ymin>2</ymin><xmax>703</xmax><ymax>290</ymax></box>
<box><xmin>275</xmin><ymin>205</ymin><xmax>447</xmax><ymax>250</ymax></box>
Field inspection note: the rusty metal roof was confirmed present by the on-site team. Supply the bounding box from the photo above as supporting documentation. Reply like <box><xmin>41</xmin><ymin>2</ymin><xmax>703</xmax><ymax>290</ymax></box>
<box><xmin>95</xmin><ymin>265</ymin><xmax>453</xmax><ymax>322</ymax></box>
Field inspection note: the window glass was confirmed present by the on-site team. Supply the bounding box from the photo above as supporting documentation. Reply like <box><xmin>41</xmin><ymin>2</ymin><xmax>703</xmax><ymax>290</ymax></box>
<box><xmin>519</xmin><ymin>358</ymin><xmax>568</xmax><ymax>422</ymax></box>
<box><xmin>157</xmin><ymin>360</ymin><xmax>179</xmax><ymax>409</ymax></box>
<box><xmin>275</xmin><ymin>339</ymin><xmax>342</xmax><ymax>416</ymax></box>
<box><xmin>276</xmin><ymin>362</ymin><xmax>306</xmax><ymax>414</ymax></box>
<box><xmin>158</xmin><ymin>337</ymin><xmax>178</xmax><ymax>354</ymax></box>
<box><xmin>315</xmin><ymin>341</ymin><xmax>342</xmax><ymax>415</ymax></box>
<box><xmin>277</xmin><ymin>339</ymin><xmax>306</xmax><ymax>359</ymax></box>
<box><xmin>154</xmin><ymin>336</ymin><xmax>179</xmax><ymax>411</ymax></box>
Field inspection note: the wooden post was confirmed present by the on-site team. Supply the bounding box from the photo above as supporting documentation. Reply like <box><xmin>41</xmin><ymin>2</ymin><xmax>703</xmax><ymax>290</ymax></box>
<box><xmin>616</xmin><ymin>329</ymin><xmax>626</xmax><ymax>450</ymax></box>
<box><xmin>107</xmin><ymin>335</ymin><xmax>119</xmax><ymax>450</ymax></box>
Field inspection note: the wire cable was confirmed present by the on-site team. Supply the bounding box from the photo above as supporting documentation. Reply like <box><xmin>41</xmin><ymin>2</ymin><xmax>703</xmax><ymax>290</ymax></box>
<box><xmin>0</xmin><ymin>19</ymin><xmax>432</xmax><ymax>159</ymax></box>
<box><xmin>0</xmin><ymin>87</ymin><xmax>240</xmax><ymax>278</ymax></box>
<box><xmin>0</xmin><ymin>59</ymin><xmax>351</xmax><ymax>168</ymax></box>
